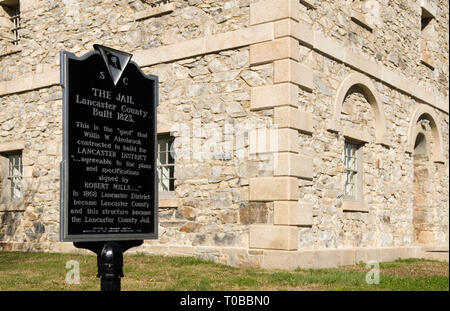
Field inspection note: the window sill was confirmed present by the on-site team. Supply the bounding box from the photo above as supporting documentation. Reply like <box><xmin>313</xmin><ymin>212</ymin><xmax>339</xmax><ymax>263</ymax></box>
<box><xmin>0</xmin><ymin>45</ymin><xmax>21</xmax><ymax>58</ymax></box>
<box><xmin>342</xmin><ymin>200</ymin><xmax>368</xmax><ymax>213</ymax></box>
<box><xmin>300</xmin><ymin>0</ymin><xmax>316</xmax><ymax>9</ymax></box>
<box><xmin>0</xmin><ymin>201</ymin><xmax>25</xmax><ymax>212</ymax></box>
<box><xmin>134</xmin><ymin>2</ymin><xmax>176</xmax><ymax>21</ymax></box>
<box><xmin>159</xmin><ymin>191</ymin><xmax>178</xmax><ymax>208</ymax></box>
<box><xmin>420</xmin><ymin>54</ymin><xmax>435</xmax><ymax>70</ymax></box>
<box><xmin>350</xmin><ymin>10</ymin><xmax>374</xmax><ymax>32</ymax></box>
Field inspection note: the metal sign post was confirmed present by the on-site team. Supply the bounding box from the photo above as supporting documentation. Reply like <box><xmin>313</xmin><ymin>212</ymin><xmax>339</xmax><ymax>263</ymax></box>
<box><xmin>60</xmin><ymin>45</ymin><xmax>158</xmax><ymax>291</ymax></box>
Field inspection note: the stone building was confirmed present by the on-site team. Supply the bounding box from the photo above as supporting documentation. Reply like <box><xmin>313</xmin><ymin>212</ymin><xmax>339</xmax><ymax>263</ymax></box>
<box><xmin>0</xmin><ymin>0</ymin><xmax>448</xmax><ymax>269</ymax></box>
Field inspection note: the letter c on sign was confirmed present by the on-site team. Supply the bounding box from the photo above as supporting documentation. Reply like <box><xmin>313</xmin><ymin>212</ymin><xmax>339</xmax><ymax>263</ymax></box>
<box><xmin>123</xmin><ymin>77</ymin><xmax>128</xmax><ymax>85</ymax></box>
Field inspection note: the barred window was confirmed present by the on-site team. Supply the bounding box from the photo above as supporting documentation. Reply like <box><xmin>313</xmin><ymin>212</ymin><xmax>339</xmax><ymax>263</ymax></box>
<box><xmin>147</xmin><ymin>0</ymin><xmax>172</xmax><ymax>7</ymax></box>
<box><xmin>344</xmin><ymin>142</ymin><xmax>362</xmax><ymax>200</ymax></box>
<box><xmin>157</xmin><ymin>135</ymin><xmax>175</xmax><ymax>192</ymax></box>
<box><xmin>1</xmin><ymin>151</ymin><xmax>22</xmax><ymax>202</ymax></box>
<box><xmin>420</xmin><ymin>5</ymin><xmax>436</xmax><ymax>69</ymax></box>
<box><xmin>2</xmin><ymin>1</ymin><xmax>20</xmax><ymax>46</ymax></box>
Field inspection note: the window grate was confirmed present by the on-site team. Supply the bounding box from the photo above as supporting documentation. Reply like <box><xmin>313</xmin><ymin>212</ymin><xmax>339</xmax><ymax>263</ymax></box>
<box><xmin>7</xmin><ymin>153</ymin><xmax>23</xmax><ymax>199</ymax></box>
<box><xmin>157</xmin><ymin>136</ymin><xmax>175</xmax><ymax>192</ymax></box>
<box><xmin>344</xmin><ymin>143</ymin><xmax>359</xmax><ymax>199</ymax></box>
<box><xmin>148</xmin><ymin>0</ymin><xmax>171</xmax><ymax>8</ymax></box>
<box><xmin>5</xmin><ymin>4</ymin><xmax>20</xmax><ymax>45</ymax></box>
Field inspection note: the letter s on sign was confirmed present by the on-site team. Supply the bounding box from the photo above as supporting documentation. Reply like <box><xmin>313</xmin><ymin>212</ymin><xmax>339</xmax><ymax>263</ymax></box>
<box><xmin>99</xmin><ymin>71</ymin><xmax>106</xmax><ymax>80</ymax></box>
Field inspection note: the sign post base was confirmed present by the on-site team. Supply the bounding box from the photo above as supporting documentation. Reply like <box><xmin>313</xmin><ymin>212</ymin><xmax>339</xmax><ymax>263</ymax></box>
<box><xmin>74</xmin><ymin>240</ymin><xmax>143</xmax><ymax>291</ymax></box>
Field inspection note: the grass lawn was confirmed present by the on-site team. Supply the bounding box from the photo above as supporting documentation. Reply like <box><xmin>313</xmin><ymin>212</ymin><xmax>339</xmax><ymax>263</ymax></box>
<box><xmin>0</xmin><ymin>251</ymin><xmax>448</xmax><ymax>291</ymax></box>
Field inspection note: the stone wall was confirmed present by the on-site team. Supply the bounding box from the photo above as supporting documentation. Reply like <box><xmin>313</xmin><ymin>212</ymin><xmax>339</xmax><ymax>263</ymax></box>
<box><xmin>296</xmin><ymin>51</ymin><xmax>449</xmax><ymax>249</ymax></box>
<box><xmin>141</xmin><ymin>48</ymin><xmax>276</xmax><ymax>249</ymax></box>
<box><xmin>0</xmin><ymin>0</ymin><xmax>252</xmax><ymax>81</ymax></box>
<box><xmin>0</xmin><ymin>0</ymin><xmax>448</xmax><ymax>268</ymax></box>
<box><xmin>0</xmin><ymin>85</ymin><xmax>62</xmax><ymax>250</ymax></box>
<box><xmin>298</xmin><ymin>0</ymin><xmax>449</xmax><ymax>96</ymax></box>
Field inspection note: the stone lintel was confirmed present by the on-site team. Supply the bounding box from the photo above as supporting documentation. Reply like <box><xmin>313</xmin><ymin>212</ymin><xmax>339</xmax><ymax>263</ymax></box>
<box><xmin>0</xmin><ymin>141</ymin><xmax>25</xmax><ymax>153</ymax></box>
<box><xmin>159</xmin><ymin>198</ymin><xmax>178</xmax><ymax>208</ymax></box>
<box><xmin>273</xmin><ymin>59</ymin><xmax>314</xmax><ymax>92</ymax></box>
<box><xmin>157</xmin><ymin>122</ymin><xmax>173</xmax><ymax>134</ymax></box>
<box><xmin>274</xmin><ymin>200</ymin><xmax>313</xmax><ymax>226</ymax></box>
<box><xmin>342</xmin><ymin>126</ymin><xmax>373</xmax><ymax>144</ymax></box>
<box><xmin>249</xmin><ymin>177</ymin><xmax>299</xmax><ymax>202</ymax></box>
<box><xmin>249</xmin><ymin>225</ymin><xmax>298</xmax><ymax>250</ymax></box>
<box><xmin>274</xmin><ymin>153</ymin><xmax>314</xmax><ymax>179</ymax></box>
<box><xmin>250</xmin><ymin>83</ymin><xmax>298</xmax><ymax>111</ymax></box>
<box><xmin>250</xmin><ymin>0</ymin><xmax>300</xmax><ymax>26</ymax></box>
<box><xmin>250</xmin><ymin>37</ymin><xmax>300</xmax><ymax>66</ymax></box>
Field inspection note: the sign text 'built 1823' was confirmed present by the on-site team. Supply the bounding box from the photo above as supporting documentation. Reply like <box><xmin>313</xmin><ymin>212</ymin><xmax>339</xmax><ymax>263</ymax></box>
<box><xmin>60</xmin><ymin>45</ymin><xmax>158</xmax><ymax>242</ymax></box>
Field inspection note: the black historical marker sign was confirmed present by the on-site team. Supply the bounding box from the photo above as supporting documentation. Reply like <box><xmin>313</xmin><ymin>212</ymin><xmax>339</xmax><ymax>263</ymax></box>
<box><xmin>60</xmin><ymin>45</ymin><xmax>158</xmax><ymax>242</ymax></box>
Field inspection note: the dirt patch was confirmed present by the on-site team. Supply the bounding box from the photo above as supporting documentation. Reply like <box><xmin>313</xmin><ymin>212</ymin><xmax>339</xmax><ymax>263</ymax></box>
<box><xmin>381</xmin><ymin>262</ymin><xmax>449</xmax><ymax>278</ymax></box>
<box><xmin>340</xmin><ymin>260</ymin><xmax>449</xmax><ymax>278</ymax></box>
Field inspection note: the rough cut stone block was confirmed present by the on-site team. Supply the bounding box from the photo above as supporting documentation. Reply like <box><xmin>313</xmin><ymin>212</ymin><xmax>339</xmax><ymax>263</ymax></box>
<box><xmin>239</xmin><ymin>202</ymin><xmax>269</xmax><ymax>225</ymax></box>
<box><xmin>274</xmin><ymin>153</ymin><xmax>314</xmax><ymax>179</ymax></box>
<box><xmin>250</xmin><ymin>37</ymin><xmax>300</xmax><ymax>65</ymax></box>
<box><xmin>274</xmin><ymin>200</ymin><xmax>313</xmax><ymax>226</ymax></box>
<box><xmin>274</xmin><ymin>107</ymin><xmax>314</xmax><ymax>134</ymax></box>
<box><xmin>251</xmin><ymin>83</ymin><xmax>298</xmax><ymax>110</ymax></box>
<box><xmin>249</xmin><ymin>225</ymin><xmax>298</xmax><ymax>250</ymax></box>
<box><xmin>249</xmin><ymin>177</ymin><xmax>299</xmax><ymax>201</ymax></box>
<box><xmin>250</xmin><ymin>0</ymin><xmax>300</xmax><ymax>25</ymax></box>
<box><xmin>274</xmin><ymin>59</ymin><xmax>314</xmax><ymax>91</ymax></box>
